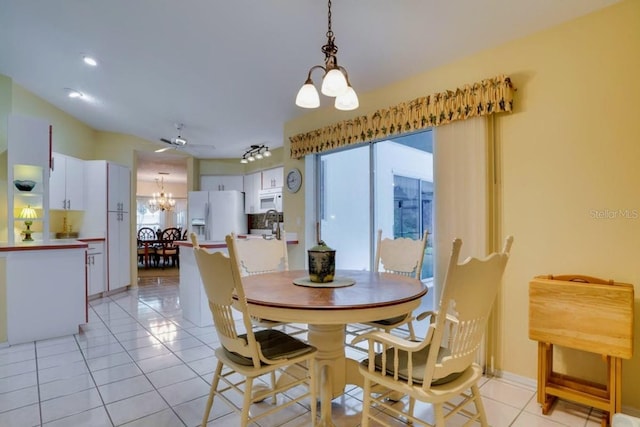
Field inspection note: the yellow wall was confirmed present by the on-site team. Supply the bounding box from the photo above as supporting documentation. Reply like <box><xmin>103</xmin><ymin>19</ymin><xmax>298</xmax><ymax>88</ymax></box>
<box><xmin>1</xmin><ymin>0</ymin><xmax>639</xmax><ymax>410</ymax></box>
<box><xmin>284</xmin><ymin>0</ymin><xmax>640</xmax><ymax>409</ymax></box>
<box><xmin>12</xmin><ymin>84</ymin><xmax>97</xmax><ymax>159</ymax></box>
<box><xmin>197</xmin><ymin>147</ymin><xmax>285</xmax><ymax>186</ymax></box>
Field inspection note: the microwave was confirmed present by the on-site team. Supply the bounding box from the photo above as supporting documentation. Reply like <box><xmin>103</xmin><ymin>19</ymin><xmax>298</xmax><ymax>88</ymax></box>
<box><xmin>258</xmin><ymin>188</ymin><xmax>282</xmax><ymax>213</ymax></box>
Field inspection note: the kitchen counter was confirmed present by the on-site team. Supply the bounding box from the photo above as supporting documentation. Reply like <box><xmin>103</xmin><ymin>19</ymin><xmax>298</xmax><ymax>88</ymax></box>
<box><xmin>0</xmin><ymin>240</ymin><xmax>87</xmax><ymax>345</ymax></box>
<box><xmin>0</xmin><ymin>239</ymin><xmax>89</xmax><ymax>252</ymax></box>
<box><xmin>178</xmin><ymin>235</ymin><xmax>298</xmax><ymax>326</ymax></box>
<box><xmin>175</xmin><ymin>235</ymin><xmax>298</xmax><ymax>250</ymax></box>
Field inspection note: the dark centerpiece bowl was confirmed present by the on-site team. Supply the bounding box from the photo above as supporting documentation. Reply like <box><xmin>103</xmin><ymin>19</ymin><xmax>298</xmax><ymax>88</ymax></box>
<box><xmin>13</xmin><ymin>180</ymin><xmax>36</xmax><ymax>192</ymax></box>
<box><xmin>308</xmin><ymin>240</ymin><xmax>336</xmax><ymax>283</ymax></box>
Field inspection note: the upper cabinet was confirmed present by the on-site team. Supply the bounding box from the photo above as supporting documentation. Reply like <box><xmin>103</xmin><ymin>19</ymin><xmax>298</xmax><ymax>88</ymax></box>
<box><xmin>6</xmin><ymin>115</ymin><xmax>51</xmax><ymax>243</ymax></box>
<box><xmin>201</xmin><ymin>175</ymin><xmax>244</xmax><ymax>192</ymax></box>
<box><xmin>107</xmin><ymin>163</ymin><xmax>131</xmax><ymax>213</ymax></box>
<box><xmin>243</xmin><ymin>172</ymin><xmax>261</xmax><ymax>214</ymax></box>
<box><xmin>261</xmin><ymin>167</ymin><xmax>283</xmax><ymax>190</ymax></box>
<box><xmin>50</xmin><ymin>152</ymin><xmax>85</xmax><ymax>211</ymax></box>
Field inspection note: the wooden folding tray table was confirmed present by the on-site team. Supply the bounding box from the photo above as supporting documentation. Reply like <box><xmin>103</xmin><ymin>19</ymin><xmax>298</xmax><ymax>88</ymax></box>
<box><xmin>529</xmin><ymin>275</ymin><xmax>634</xmax><ymax>426</ymax></box>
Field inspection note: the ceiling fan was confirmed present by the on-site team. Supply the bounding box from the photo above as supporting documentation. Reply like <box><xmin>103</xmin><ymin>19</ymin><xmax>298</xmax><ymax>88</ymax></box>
<box><xmin>156</xmin><ymin>123</ymin><xmax>215</xmax><ymax>154</ymax></box>
<box><xmin>156</xmin><ymin>123</ymin><xmax>188</xmax><ymax>152</ymax></box>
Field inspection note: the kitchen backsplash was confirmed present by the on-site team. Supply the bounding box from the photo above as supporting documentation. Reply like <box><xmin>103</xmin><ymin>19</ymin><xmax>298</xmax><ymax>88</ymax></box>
<box><xmin>248</xmin><ymin>212</ymin><xmax>283</xmax><ymax>230</ymax></box>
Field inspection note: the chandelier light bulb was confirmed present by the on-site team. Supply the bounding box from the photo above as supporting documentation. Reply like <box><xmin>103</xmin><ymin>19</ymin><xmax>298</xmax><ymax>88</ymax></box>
<box><xmin>321</xmin><ymin>69</ymin><xmax>349</xmax><ymax>97</ymax></box>
<box><xmin>263</xmin><ymin>149</ymin><xmax>272</xmax><ymax>157</ymax></box>
<box><xmin>248</xmin><ymin>155</ymin><xmax>255</xmax><ymax>162</ymax></box>
<box><xmin>240</xmin><ymin>157</ymin><xmax>248</xmax><ymax>164</ymax></box>
<box><xmin>295</xmin><ymin>82</ymin><xmax>320</xmax><ymax>108</ymax></box>
<box><xmin>335</xmin><ymin>86</ymin><xmax>359</xmax><ymax>111</ymax></box>
<box><xmin>147</xmin><ymin>177</ymin><xmax>175</xmax><ymax>212</ymax></box>
<box><xmin>255</xmin><ymin>152</ymin><xmax>263</xmax><ymax>160</ymax></box>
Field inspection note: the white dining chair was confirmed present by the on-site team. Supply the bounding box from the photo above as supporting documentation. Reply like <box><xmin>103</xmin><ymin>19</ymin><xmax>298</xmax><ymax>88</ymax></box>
<box><xmin>231</xmin><ymin>232</ymin><xmax>307</xmax><ymax>337</ymax></box>
<box><xmin>349</xmin><ymin>230</ymin><xmax>429</xmax><ymax>348</ymax></box>
<box><xmin>191</xmin><ymin>233</ymin><xmax>318</xmax><ymax>427</ymax></box>
<box><xmin>352</xmin><ymin>236</ymin><xmax>513</xmax><ymax>427</ymax></box>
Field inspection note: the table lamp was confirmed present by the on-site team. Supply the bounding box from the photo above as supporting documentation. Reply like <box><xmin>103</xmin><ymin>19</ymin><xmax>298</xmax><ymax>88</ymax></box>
<box><xmin>19</xmin><ymin>205</ymin><xmax>37</xmax><ymax>241</ymax></box>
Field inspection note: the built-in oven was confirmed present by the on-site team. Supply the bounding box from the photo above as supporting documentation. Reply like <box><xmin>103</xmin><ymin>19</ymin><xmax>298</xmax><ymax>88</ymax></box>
<box><xmin>258</xmin><ymin>188</ymin><xmax>282</xmax><ymax>213</ymax></box>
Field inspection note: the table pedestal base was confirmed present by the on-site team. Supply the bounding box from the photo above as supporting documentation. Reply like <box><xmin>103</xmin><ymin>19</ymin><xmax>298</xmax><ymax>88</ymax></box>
<box><xmin>308</xmin><ymin>324</ymin><xmax>364</xmax><ymax>427</ymax></box>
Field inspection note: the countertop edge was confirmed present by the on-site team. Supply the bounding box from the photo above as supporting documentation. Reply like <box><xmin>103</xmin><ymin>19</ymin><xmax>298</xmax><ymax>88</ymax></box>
<box><xmin>176</xmin><ymin>239</ymin><xmax>299</xmax><ymax>249</ymax></box>
<box><xmin>0</xmin><ymin>240</ymin><xmax>90</xmax><ymax>252</ymax></box>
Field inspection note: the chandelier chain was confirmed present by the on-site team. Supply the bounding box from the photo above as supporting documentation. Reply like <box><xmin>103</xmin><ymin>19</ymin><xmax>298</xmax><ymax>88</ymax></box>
<box><xmin>295</xmin><ymin>0</ymin><xmax>358</xmax><ymax>110</ymax></box>
<box><xmin>327</xmin><ymin>0</ymin><xmax>332</xmax><ymax>36</ymax></box>
<box><xmin>322</xmin><ymin>0</ymin><xmax>337</xmax><ymax>60</ymax></box>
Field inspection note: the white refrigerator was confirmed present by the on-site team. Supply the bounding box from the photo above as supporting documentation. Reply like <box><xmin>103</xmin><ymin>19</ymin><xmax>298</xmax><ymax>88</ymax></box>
<box><xmin>188</xmin><ymin>190</ymin><xmax>247</xmax><ymax>241</ymax></box>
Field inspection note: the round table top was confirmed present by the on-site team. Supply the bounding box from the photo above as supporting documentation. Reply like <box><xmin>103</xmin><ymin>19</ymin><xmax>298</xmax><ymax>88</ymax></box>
<box><xmin>242</xmin><ymin>269</ymin><xmax>426</xmax><ymax>311</ymax></box>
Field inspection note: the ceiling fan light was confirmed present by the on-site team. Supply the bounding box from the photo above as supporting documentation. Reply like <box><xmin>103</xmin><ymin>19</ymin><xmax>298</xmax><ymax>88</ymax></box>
<box><xmin>295</xmin><ymin>82</ymin><xmax>320</xmax><ymax>108</ymax></box>
<box><xmin>335</xmin><ymin>86</ymin><xmax>359</xmax><ymax>111</ymax></box>
<box><xmin>321</xmin><ymin>68</ymin><xmax>348</xmax><ymax>97</ymax></box>
<box><xmin>174</xmin><ymin>137</ymin><xmax>187</xmax><ymax>145</ymax></box>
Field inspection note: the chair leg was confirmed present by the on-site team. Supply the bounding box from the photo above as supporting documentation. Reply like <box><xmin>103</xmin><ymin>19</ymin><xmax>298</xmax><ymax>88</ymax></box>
<box><xmin>408</xmin><ymin>396</ymin><xmax>416</xmax><ymax>422</ymax></box>
<box><xmin>201</xmin><ymin>361</ymin><xmax>223</xmax><ymax>427</ymax></box>
<box><xmin>361</xmin><ymin>378</ymin><xmax>371</xmax><ymax>427</ymax></box>
<box><xmin>309</xmin><ymin>358</ymin><xmax>317</xmax><ymax>426</ymax></box>
<box><xmin>434</xmin><ymin>403</ymin><xmax>446</xmax><ymax>426</ymax></box>
<box><xmin>241</xmin><ymin>376</ymin><xmax>254</xmax><ymax>427</ymax></box>
<box><xmin>270</xmin><ymin>371</ymin><xmax>277</xmax><ymax>405</ymax></box>
<box><xmin>471</xmin><ymin>383</ymin><xmax>489</xmax><ymax>426</ymax></box>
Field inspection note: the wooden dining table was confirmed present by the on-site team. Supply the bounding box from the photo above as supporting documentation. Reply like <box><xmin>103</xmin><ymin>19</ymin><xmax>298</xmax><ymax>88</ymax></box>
<box><xmin>241</xmin><ymin>269</ymin><xmax>427</xmax><ymax>427</ymax></box>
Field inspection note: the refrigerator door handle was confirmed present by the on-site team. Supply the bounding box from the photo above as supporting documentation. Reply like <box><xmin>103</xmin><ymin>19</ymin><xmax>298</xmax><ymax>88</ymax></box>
<box><xmin>204</xmin><ymin>201</ymin><xmax>210</xmax><ymax>241</ymax></box>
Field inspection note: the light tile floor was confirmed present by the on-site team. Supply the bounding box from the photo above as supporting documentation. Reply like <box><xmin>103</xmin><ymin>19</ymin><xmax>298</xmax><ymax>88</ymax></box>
<box><xmin>0</xmin><ymin>276</ymin><xmax>606</xmax><ymax>426</ymax></box>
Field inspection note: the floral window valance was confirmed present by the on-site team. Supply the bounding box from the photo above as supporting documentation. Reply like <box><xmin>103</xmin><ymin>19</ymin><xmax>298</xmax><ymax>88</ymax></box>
<box><xmin>289</xmin><ymin>74</ymin><xmax>515</xmax><ymax>159</ymax></box>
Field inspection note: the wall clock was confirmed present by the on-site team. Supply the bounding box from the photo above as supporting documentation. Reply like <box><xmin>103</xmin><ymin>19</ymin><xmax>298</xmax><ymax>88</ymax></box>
<box><xmin>286</xmin><ymin>168</ymin><xmax>302</xmax><ymax>193</ymax></box>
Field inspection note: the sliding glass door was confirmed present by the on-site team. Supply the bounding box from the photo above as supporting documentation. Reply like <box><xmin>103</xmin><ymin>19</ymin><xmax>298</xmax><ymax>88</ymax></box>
<box><xmin>317</xmin><ymin>131</ymin><xmax>433</xmax><ymax>279</ymax></box>
<box><xmin>317</xmin><ymin>145</ymin><xmax>371</xmax><ymax>270</ymax></box>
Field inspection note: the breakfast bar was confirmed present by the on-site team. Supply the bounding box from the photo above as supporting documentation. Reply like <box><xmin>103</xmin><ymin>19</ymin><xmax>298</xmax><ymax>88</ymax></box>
<box><xmin>0</xmin><ymin>240</ymin><xmax>88</xmax><ymax>345</ymax></box>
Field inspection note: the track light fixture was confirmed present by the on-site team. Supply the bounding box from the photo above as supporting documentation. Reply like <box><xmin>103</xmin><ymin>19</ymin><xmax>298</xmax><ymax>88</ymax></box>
<box><xmin>295</xmin><ymin>0</ymin><xmax>358</xmax><ymax>111</ymax></box>
<box><xmin>240</xmin><ymin>144</ymin><xmax>271</xmax><ymax>164</ymax></box>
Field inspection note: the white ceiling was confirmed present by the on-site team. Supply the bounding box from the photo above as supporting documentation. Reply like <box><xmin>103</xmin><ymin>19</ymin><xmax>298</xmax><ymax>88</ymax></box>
<box><xmin>0</xmin><ymin>0</ymin><xmax>621</xmax><ymax>182</ymax></box>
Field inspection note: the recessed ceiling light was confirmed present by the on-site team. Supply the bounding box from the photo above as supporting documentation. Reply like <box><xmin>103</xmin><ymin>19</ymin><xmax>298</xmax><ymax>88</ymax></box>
<box><xmin>83</xmin><ymin>56</ymin><xmax>98</xmax><ymax>66</ymax></box>
<box><xmin>65</xmin><ymin>88</ymin><xmax>84</xmax><ymax>98</ymax></box>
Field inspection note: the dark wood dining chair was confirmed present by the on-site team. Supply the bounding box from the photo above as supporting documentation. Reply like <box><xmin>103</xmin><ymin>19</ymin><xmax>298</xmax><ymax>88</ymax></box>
<box><xmin>137</xmin><ymin>227</ymin><xmax>158</xmax><ymax>267</ymax></box>
<box><xmin>159</xmin><ymin>227</ymin><xmax>182</xmax><ymax>268</ymax></box>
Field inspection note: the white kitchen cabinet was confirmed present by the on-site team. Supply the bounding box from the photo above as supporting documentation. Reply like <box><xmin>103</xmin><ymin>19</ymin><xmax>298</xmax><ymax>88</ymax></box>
<box><xmin>107</xmin><ymin>210</ymin><xmax>130</xmax><ymax>291</ymax></box>
<box><xmin>81</xmin><ymin>161</ymin><xmax>132</xmax><ymax>293</ymax></box>
<box><xmin>243</xmin><ymin>172</ymin><xmax>261</xmax><ymax>214</ymax></box>
<box><xmin>86</xmin><ymin>241</ymin><xmax>105</xmax><ymax>297</ymax></box>
<box><xmin>50</xmin><ymin>152</ymin><xmax>85</xmax><ymax>210</ymax></box>
<box><xmin>201</xmin><ymin>175</ymin><xmax>244</xmax><ymax>192</ymax></box>
<box><xmin>108</xmin><ymin>163</ymin><xmax>131</xmax><ymax>213</ymax></box>
<box><xmin>261</xmin><ymin>167</ymin><xmax>283</xmax><ymax>189</ymax></box>
<box><xmin>7</xmin><ymin>115</ymin><xmax>51</xmax><ymax>243</ymax></box>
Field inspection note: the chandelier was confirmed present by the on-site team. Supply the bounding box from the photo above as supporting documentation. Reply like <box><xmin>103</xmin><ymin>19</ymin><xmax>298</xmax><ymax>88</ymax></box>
<box><xmin>240</xmin><ymin>144</ymin><xmax>272</xmax><ymax>164</ymax></box>
<box><xmin>147</xmin><ymin>176</ymin><xmax>176</xmax><ymax>213</ymax></box>
<box><xmin>295</xmin><ymin>0</ymin><xmax>358</xmax><ymax>111</ymax></box>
